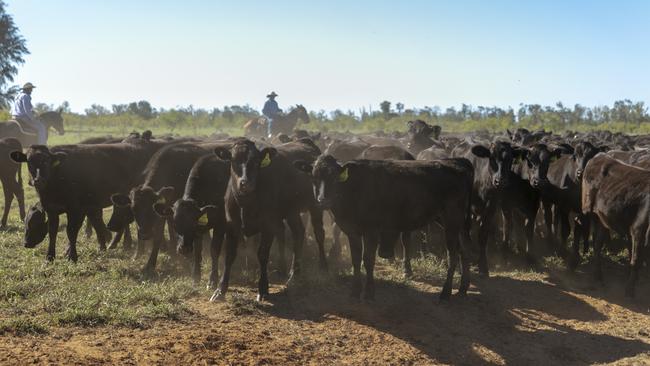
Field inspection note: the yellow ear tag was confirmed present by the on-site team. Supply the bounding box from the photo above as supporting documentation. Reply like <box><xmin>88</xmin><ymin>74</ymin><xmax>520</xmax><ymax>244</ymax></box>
<box><xmin>156</xmin><ymin>197</ymin><xmax>166</xmax><ymax>205</ymax></box>
<box><xmin>197</xmin><ymin>213</ymin><xmax>208</xmax><ymax>226</ymax></box>
<box><xmin>260</xmin><ymin>153</ymin><xmax>271</xmax><ymax>168</ymax></box>
<box><xmin>52</xmin><ymin>160</ymin><xmax>60</xmax><ymax>167</ymax></box>
<box><xmin>338</xmin><ymin>167</ymin><xmax>349</xmax><ymax>182</ymax></box>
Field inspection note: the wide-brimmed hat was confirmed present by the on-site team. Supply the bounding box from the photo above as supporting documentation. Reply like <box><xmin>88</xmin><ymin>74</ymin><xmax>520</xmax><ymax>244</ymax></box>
<box><xmin>266</xmin><ymin>91</ymin><xmax>278</xmax><ymax>98</ymax></box>
<box><xmin>22</xmin><ymin>82</ymin><xmax>36</xmax><ymax>90</ymax></box>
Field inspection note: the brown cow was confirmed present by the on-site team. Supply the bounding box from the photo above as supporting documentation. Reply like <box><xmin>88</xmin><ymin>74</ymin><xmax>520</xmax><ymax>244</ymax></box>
<box><xmin>582</xmin><ymin>154</ymin><xmax>650</xmax><ymax>297</ymax></box>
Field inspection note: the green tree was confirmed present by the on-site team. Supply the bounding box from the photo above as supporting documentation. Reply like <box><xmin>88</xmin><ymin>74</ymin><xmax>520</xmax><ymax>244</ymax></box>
<box><xmin>0</xmin><ymin>1</ymin><xmax>29</xmax><ymax>108</ymax></box>
<box><xmin>379</xmin><ymin>100</ymin><xmax>391</xmax><ymax>120</ymax></box>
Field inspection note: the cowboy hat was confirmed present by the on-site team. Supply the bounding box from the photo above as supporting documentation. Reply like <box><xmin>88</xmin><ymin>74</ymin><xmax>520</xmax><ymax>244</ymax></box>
<box><xmin>266</xmin><ymin>91</ymin><xmax>278</xmax><ymax>98</ymax></box>
<box><xmin>22</xmin><ymin>82</ymin><xmax>36</xmax><ymax>90</ymax></box>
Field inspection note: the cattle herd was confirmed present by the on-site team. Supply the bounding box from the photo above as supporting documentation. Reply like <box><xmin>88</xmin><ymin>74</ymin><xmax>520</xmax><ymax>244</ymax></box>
<box><xmin>1</xmin><ymin>121</ymin><xmax>648</xmax><ymax>303</ymax></box>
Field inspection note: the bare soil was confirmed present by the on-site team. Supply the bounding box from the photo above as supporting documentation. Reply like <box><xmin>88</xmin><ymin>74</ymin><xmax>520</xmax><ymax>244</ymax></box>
<box><xmin>1</xmin><ymin>262</ymin><xmax>649</xmax><ymax>366</ymax></box>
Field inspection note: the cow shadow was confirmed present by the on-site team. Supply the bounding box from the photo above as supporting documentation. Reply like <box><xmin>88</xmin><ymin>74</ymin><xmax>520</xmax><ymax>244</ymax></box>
<box><xmin>543</xmin><ymin>257</ymin><xmax>650</xmax><ymax>315</ymax></box>
<box><xmin>256</xmin><ymin>272</ymin><xmax>650</xmax><ymax>365</ymax></box>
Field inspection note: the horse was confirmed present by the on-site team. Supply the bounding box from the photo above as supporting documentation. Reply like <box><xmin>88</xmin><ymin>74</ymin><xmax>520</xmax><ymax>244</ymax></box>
<box><xmin>244</xmin><ymin>105</ymin><xmax>310</xmax><ymax>138</ymax></box>
<box><xmin>0</xmin><ymin>109</ymin><xmax>65</xmax><ymax>147</ymax></box>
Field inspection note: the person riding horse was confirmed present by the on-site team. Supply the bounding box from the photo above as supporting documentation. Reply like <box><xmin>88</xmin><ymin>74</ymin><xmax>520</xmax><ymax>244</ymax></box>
<box><xmin>262</xmin><ymin>91</ymin><xmax>282</xmax><ymax>138</ymax></box>
<box><xmin>12</xmin><ymin>83</ymin><xmax>47</xmax><ymax>145</ymax></box>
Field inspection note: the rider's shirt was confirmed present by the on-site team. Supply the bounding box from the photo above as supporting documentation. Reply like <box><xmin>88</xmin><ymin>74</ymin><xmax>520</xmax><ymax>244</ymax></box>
<box><xmin>12</xmin><ymin>92</ymin><xmax>35</xmax><ymax>121</ymax></box>
<box><xmin>262</xmin><ymin>99</ymin><xmax>281</xmax><ymax>119</ymax></box>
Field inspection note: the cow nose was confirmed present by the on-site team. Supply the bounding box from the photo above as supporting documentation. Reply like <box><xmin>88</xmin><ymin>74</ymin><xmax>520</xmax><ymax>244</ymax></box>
<box><xmin>576</xmin><ymin>169</ymin><xmax>583</xmax><ymax>179</ymax></box>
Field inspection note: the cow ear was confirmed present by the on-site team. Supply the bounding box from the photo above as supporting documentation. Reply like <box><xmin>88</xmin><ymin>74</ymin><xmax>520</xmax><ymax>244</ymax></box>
<box><xmin>153</xmin><ymin>202</ymin><xmax>173</xmax><ymax>217</ymax></box>
<box><xmin>10</xmin><ymin>151</ymin><xmax>27</xmax><ymax>163</ymax></box>
<box><xmin>556</xmin><ymin>143</ymin><xmax>574</xmax><ymax>155</ymax></box>
<box><xmin>142</xmin><ymin>130</ymin><xmax>153</xmax><ymax>141</ymax></box>
<box><xmin>506</xmin><ymin>129</ymin><xmax>513</xmax><ymax>139</ymax></box>
<box><xmin>471</xmin><ymin>145</ymin><xmax>491</xmax><ymax>158</ymax></box>
<box><xmin>214</xmin><ymin>147</ymin><xmax>232</xmax><ymax>161</ymax></box>
<box><xmin>52</xmin><ymin>152</ymin><xmax>67</xmax><ymax>167</ymax></box>
<box><xmin>111</xmin><ymin>193</ymin><xmax>131</xmax><ymax>207</ymax></box>
<box><xmin>156</xmin><ymin>186</ymin><xmax>175</xmax><ymax>204</ymax></box>
<box><xmin>293</xmin><ymin>160</ymin><xmax>313</xmax><ymax>174</ymax></box>
<box><xmin>599</xmin><ymin>145</ymin><xmax>610</xmax><ymax>153</ymax></box>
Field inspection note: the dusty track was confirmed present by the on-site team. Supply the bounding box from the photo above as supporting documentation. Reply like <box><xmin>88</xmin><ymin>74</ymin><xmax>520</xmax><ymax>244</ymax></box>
<box><xmin>1</xmin><ymin>263</ymin><xmax>649</xmax><ymax>366</ymax></box>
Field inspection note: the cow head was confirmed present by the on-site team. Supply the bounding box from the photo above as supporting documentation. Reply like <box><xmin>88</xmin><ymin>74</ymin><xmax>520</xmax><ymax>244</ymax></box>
<box><xmin>110</xmin><ymin>185</ymin><xmax>175</xmax><ymax>240</ymax></box>
<box><xmin>107</xmin><ymin>193</ymin><xmax>135</xmax><ymax>232</ymax></box>
<box><xmin>295</xmin><ymin>154</ymin><xmax>348</xmax><ymax>209</ymax></box>
<box><xmin>214</xmin><ymin>140</ymin><xmax>277</xmax><ymax>201</ymax></box>
<box><xmin>154</xmin><ymin>198</ymin><xmax>217</xmax><ymax>256</ymax></box>
<box><xmin>573</xmin><ymin>141</ymin><xmax>608</xmax><ymax>180</ymax></box>
<box><xmin>24</xmin><ymin>203</ymin><xmax>48</xmax><ymax>248</ymax></box>
<box><xmin>523</xmin><ymin>143</ymin><xmax>574</xmax><ymax>188</ymax></box>
<box><xmin>406</xmin><ymin>120</ymin><xmax>441</xmax><ymax>154</ymax></box>
<box><xmin>10</xmin><ymin>146</ymin><xmax>67</xmax><ymax>191</ymax></box>
<box><xmin>471</xmin><ymin>141</ymin><xmax>526</xmax><ymax>189</ymax></box>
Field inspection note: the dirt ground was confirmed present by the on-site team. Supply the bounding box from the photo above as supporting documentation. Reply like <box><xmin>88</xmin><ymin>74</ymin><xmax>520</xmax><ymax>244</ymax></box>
<box><xmin>1</xmin><ymin>261</ymin><xmax>649</xmax><ymax>366</ymax></box>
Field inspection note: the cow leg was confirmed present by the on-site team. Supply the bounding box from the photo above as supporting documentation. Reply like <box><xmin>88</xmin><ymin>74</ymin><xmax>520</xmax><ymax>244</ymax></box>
<box><xmin>625</xmin><ymin>221</ymin><xmax>648</xmax><ymax>297</ymax></box>
<box><xmin>46</xmin><ymin>212</ymin><xmax>59</xmax><ymax>261</ymax></box>
<box><xmin>123</xmin><ymin>225</ymin><xmax>133</xmax><ymax>250</ymax></box>
<box><xmin>569</xmin><ymin>215</ymin><xmax>587</xmax><ymax>270</ymax></box>
<box><xmin>87</xmin><ymin>210</ymin><xmax>110</xmax><ymax>251</ymax></box>
<box><xmin>500</xmin><ymin>207</ymin><xmax>513</xmax><ymax>261</ymax></box>
<box><xmin>274</xmin><ymin>222</ymin><xmax>288</xmax><ymax>275</ymax></box>
<box><xmin>1</xmin><ymin>179</ymin><xmax>13</xmax><ymax>228</ymax></box>
<box><xmin>208</xmin><ymin>227</ymin><xmax>225</xmax><ymax>290</ymax></box>
<box><xmin>592</xmin><ymin>218</ymin><xmax>606</xmax><ymax>283</ymax></box>
<box><xmin>458</xmin><ymin>222</ymin><xmax>472</xmax><ymax>296</ymax></box>
<box><xmin>557</xmin><ymin>211</ymin><xmax>570</xmax><ymax>259</ymax></box>
<box><xmin>286</xmin><ymin>213</ymin><xmax>305</xmax><ymax>283</ymax></box>
<box><xmin>107</xmin><ymin>229</ymin><xmax>124</xmax><ymax>250</ymax></box>
<box><xmin>542</xmin><ymin>201</ymin><xmax>554</xmax><ymax>248</ymax></box>
<box><xmin>84</xmin><ymin>217</ymin><xmax>93</xmax><ymax>239</ymax></box>
<box><xmin>347</xmin><ymin>233</ymin><xmax>363</xmax><ymax>299</ymax></box>
<box><xmin>362</xmin><ymin>232</ymin><xmax>378</xmax><ymax>301</ymax></box>
<box><xmin>579</xmin><ymin>214</ymin><xmax>591</xmax><ymax>255</ymax></box>
<box><xmin>477</xmin><ymin>202</ymin><xmax>496</xmax><ymax>276</ymax></box>
<box><xmin>330</xmin><ymin>218</ymin><xmax>343</xmax><ymax>262</ymax></box>
<box><xmin>523</xmin><ymin>207</ymin><xmax>538</xmax><ymax>268</ymax></box>
<box><xmin>14</xmin><ymin>175</ymin><xmax>25</xmax><ymax>221</ymax></box>
<box><xmin>142</xmin><ymin>221</ymin><xmax>165</xmax><ymax>278</ymax></box>
<box><xmin>401</xmin><ymin>231</ymin><xmax>413</xmax><ymax>278</ymax></box>
<box><xmin>441</xmin><ymin>224</ymin><xmax>460</xmax><ymax>301</ymax></box>
<box><xmin>188</xmin><ymin>232</ymin><xmax>202</xmax><ymax>285</ymax></box>
<box><xmin>64</xmin><ymin>211</ymin><xmax>85</xmax><ymax>262</ymax></box>
<box><xmin>309</xmin><ymin>207</ymin><xmax>327</xmax><ymax>272</ymax></box>
<box><xmin>211</xmin><ymin>225</ymin><xmax>239</xmax><ymax>301</ymax></box>
<box><xmin>257</xmin><ymin>230</ymin><xmax>274</xmax><ymax>301</ymax></box>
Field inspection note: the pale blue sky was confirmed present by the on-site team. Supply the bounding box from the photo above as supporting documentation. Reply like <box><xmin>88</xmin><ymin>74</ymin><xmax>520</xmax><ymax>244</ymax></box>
<box><xmin>6</xmin><ymin>0</ymin><xmax>650</xmax><ymax>113</ymax></box>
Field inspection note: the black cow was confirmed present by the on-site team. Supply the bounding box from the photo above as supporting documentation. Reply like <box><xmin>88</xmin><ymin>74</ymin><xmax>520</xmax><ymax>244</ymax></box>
<box><xmin>452</xmin><ymin>140</ymin><xmax>527</xmax><ymax>276</ymax></box>
<box><xmin>153</xmin><ymin>153</ymin><xmax>230</xmax><ymax>288</ymax></box>
<box><xmin>533</xmin><ymin>141</ymin><xmax>607</xmax><ymax>266</ymax></box>
<box><xmin>582</xmin><ymin>154</ymin><xmax>650</xmax><ymax>297</ymax></box>
<box><xmin>296</xmin><ymin>156</ymin><xmax>474</xmax><ymax>300</ymax></box>
<box><xmin>360</xmin><ymin>144</ymin><xmax>416</xmax><ymax>276</ymax></box>
<box><xmin>10</xmin><ymin>140</ymin><xmax>167</xmax><ymax>261</ymax></box>
<box><xmin>0</xmin><ymin>138</ymin><xmax>25</xmax><ymax>227</ymax></box>
<box><xmin>108</xmin><ymin>140</ymin><xmax>240</xmax><ymax>277</ymax></box>
<box><xmin>210</xmin><ymin>139</ymin><xmax>326</xmax><ymax>302</ymax></box>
